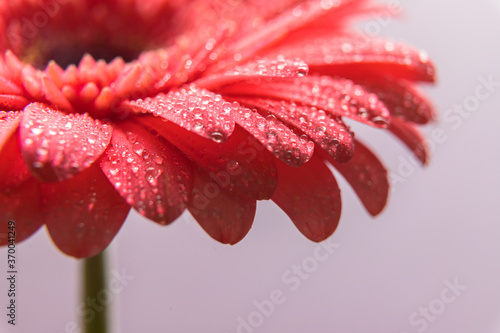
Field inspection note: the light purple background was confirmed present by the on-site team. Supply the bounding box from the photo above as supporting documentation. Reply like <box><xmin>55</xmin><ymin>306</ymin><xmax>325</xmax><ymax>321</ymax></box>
<box><xmin>2</xmin><ymin>0</ymin><xmax>500</xmax><ymax>332</ymax></box>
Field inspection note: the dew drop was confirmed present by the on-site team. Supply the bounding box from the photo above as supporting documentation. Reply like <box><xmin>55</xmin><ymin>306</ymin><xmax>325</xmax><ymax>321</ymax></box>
<box><xmin>372</xmin><ymin>116</ymin><xmax>388</xmax><ymax>126</ymax></box>
<box><xmin>154</xmin><ymin>156</ymin><xmax>163</xmax><ymax>165</ymax></box>
<box><xmin>87</xmin><ymin>134</ymin><xmax>97</xmax><ymax>144</ymax></box>
<box><xmin>133</xmin><ymin>142</ymin><xmax>144</xmax><ymax>156</ymax></box>
<box><xmin>227</xmin><ymin>160</ymin><xmax>239</xmax><ymax>172</ymax></box>
<box><xmin>109</xmin><ymin>167</ymin><xmax>119</xmax><ymax>176</ymax></box>
<box><xmin>210</xmin><ymin>131</ymin><xmax>224</xmax><ymax>143</ymax></box>
<box><xmin>31</xmin><ymin>127</ymin><xmax>43</xmax><ymax>135</ymax></box>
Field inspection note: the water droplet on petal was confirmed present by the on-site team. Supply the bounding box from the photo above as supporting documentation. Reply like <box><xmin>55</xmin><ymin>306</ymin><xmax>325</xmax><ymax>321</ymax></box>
<box><xmin>210</xmin><ymin>131</ymin><xmax>224</xmax><ymax>143</ymax></box>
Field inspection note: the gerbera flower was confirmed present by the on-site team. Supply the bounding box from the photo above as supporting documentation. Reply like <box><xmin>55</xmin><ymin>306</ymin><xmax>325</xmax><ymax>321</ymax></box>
<box><xmin>0</xmin><ymin>0</ymin><xmax>435</xmax><ymax>258</ymax></box>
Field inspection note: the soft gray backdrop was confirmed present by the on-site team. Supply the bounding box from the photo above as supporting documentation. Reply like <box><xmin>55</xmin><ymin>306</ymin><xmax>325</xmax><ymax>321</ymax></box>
<box><xmin>1</xmin><ymin>0</ymin><xmax>500</xmax><ymax>332</ymax></box>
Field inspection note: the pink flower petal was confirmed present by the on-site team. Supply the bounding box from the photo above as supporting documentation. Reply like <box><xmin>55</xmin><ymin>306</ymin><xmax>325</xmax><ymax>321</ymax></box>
<box><xmin>221</xmin><ymin>75</ymin><xmax>390</xmax><ymax>127</ymax></box>
<box><xmin>272</xmin><ymin>154</ymin><xmax>341</xmax><ymax>242</ymax></box>
<box><xmin>3</xmin><ymin>51</ymin><xmax>23</xmax><ymax>81</ymax></box>
<box><xmin>100</xmin><ymin>121</ymin><xmax>193</xmax><ymax>225</ymax></box>
<box><xmin>196</xmin><ymin>57</ymin><xmax>308</xmax><ymax>90</ymax></box>
<box><xmin>41</xmin><ymin>75</ymin><xmax>74</xmax><ymax>111</ymax></box>
<box><xmin>266</xmin><ymin>33</ymin><xmax>436</xmax><ymax>82</ymax></box>
<box><xmin>188</xmin><ymin>168</ymin><xmax>256</xmax><ymax>245</ymax></box>
<box><xmin>0</xmin><ymin>94</ymin><xmax>29</xmax><ymax>110</ymax></box>
<box><xmin>0</xmin><ymin>110</ymin><xmax>21</xmax><ymax>151</ymax></box>
<box><xmin>0</xmin><ymin>133</ymin><xmax>43</xmax><ymax>245</ymax></box>
<box><xmin>125</xmin><ymin>85</ymin><xmax>235</xmax><ymax>142</ymax></box>
<box><xmin>0</xmin><ymin>76</ymin><xmax>22</xmax><ymax>95</ymax></box>
<box><xmin>42</xmin><ymin>163</ymin><xmax>130</xmax><ymax>258</ymax></box>
<box><xmin>231</xmin><ymin>102</ymin><xmax>314</xmax><ymax>166</ymax></box>
<box><xmin>389</xmin><ymin>117</ymin><xmax>429</xmax><ymax>164</ymax></box>
<box><xmin>0</xmin><ymin>177</ymin><xmax>44</xmax><ymax>245</ymax></box>
<box><xmin>139</xmin><ymin>116</ymin><xmax>278</xmax><ymax>200</ymax></box>
<box><xmin>359</xmin><ymin>78</ymin><xmax>435</xmax><ymax>124</ymax></box>
<box><xmin>20</xmin><ymin>103</ymin><xmax>112</xmax><ymax>182</ymax></box>
<box><xmin>0</xmin><ymin>130</ymin><xmax>31</xmax><ymax>188</ymax></box>
<box><xmin>228</xmin><ymin>0</ymin><xmax>348</xmax><ymax>63</ymax></box>
<box><xmin>237</xmin><ymin>97</ymin><xmax>354</xmax><ymax>163</ymax></box>
<box><xmin>322</xmin><ymin>139</ymin><xmax>389</xmax><ymax>216</ymax></box>
<box><xmin>112</xmin><ymin>63</ymin><xmax>142</xmax><ymax>98</ymax></box>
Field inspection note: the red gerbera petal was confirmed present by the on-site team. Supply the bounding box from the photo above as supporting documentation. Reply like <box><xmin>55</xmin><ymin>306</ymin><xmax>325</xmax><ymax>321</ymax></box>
<box><xmin>267</xmin><ymin>33</ymin><xmax>435</xmax><ymax>82</ymax></box>
<box><xmin>0</xmin><ymin>177</ymin><xmax>44</xmax><ymax>245</ymax></box>
<box><xmin>359</xmin><ymin>78</ymin><xmax>435</xmax><ymax>124</ymax></box>
<box><xmin>227</xmin><ymin>0</ymin><xmax>363</xmax><ymax>65</ymax></box>
<box><xmin>42</xmin><ymin>163</ymin><xmax>130</xmax><ymax>258</ymax></box>
<box><xmin>20</xmin><ymin>103</ymin><xmax>112</xmax><ymax>182</ymax></box>
<box><xmin>125</xmin><ymin>85</ymin><xmax>235</xmax><ymax>142</ymax></box>
<box><xmin>322</xmin><ymin>139</ymin><xmax>389</xmax><ymax>216</ymax></box>
<box><xmin>272</xmin><ymin>154</ymin><xmax>342</xmax><ymax>242</ymax></box>
<box><xmin>0</xmin><ymin>76</ymin><xmax>22</xmax><ymax>94</ymax></box>
<box><xmin>389</xmin><ymin>117</ymin><xmax>429</xmax><ymax>164</ymax></box>
<box><xmin>100</xmin><ymin>121</ymin><xmax>193</xmax><ymax>224</ymax></box>
<box><xmin>139</xmin><ymin>116</ymin><xmax>278</xmax><ymax>200</ymax></box>
<box><xmin>188</xmin><ymin>167</ymin><xmax>256</xmax><ymax>245</ymax></box>
<box><xmin>236</xmin><ymin>97</ymin><xmax>354</xmax><ymax>162</ymax></box>
<box><xmin>0</xmin><ymin>94</ymin><xmax>28</xmax><ymax>110</ymax></box>
<box><xmin>0</xmin><ymin>110</ymin><xmax>21</xmax><ymax>150</ymax></box>
<box><xmin>0</xmin><ymin>134</ymin><xmax>43</xmax><ymax>245</ymax></box>
<box><xmin>196</xmin><ymin>57</ymin><xmax>309</xmax><ymax>90</ymax></box>
<box><xmin>231</xmin><ymin>103</ymin><xmax>314</xmax><ymax>166</ymax></box>
<box><xmin>222</xmin><ymin>75</ymin><xmax>390</xmax><ymax>127</ymax></box>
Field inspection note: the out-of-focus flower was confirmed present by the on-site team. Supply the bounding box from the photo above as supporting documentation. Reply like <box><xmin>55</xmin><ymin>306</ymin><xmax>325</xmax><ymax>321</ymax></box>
<box><xmin>0</xmin><ymin>0</ymin><xmax>435</xmax><ymax>257</ymax></box>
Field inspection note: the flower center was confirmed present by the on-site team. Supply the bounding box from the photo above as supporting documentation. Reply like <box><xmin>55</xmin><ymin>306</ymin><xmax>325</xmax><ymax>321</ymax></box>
<box><xmin>2</xmin><ymin>1</ymin><xmax>177</xmax><ymax>69</ymax></box>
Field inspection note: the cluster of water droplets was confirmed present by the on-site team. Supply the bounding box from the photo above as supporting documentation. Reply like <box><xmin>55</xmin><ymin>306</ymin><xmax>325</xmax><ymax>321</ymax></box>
<box><xmin>102</xmin><ymin>128</ymin><xmax>190</xmax><ymax>224</ymax></box>
<box><xmin>197</xmin><ymin>56</ymin><xmax>309</xmax><ymax>89</ymax></box>
<box><xmin>20</xmin><ymin>103</ymin><xmax>111</xmax><ymax>181</ymax></box>
<box><xmin>239</xmin><ymin>97</ymin><xmax>353</xmax><ymax>162</ymax></box>
<box><xmin>329</xmin><ymin>142</ymin><xmax>388</xmax><ymax>215</ymax></box>
<box><xmin>363</xmin><ymin>79</ymin><xmax>432</xmax><ymax>124</ymax></box>
<box><xmin>228</xmin><ymin>57</ymin><xmax>308</xmax><ymax>78</ymax></box>
<box><xmin>333</xmin><ymin>36</ymin><xmax>434</xmax><ymax>79</ymax></box>
<box><xmin>233</xmin><ymin>102</ymin><xmax>315</xmax><ymax>166</ymax></box>
<box><xmin>266</xmin><ymin>32</ymin><xmax>434</xmax><ymax>82</ymax></box>
<box><xmin>127</xmin><ymin>85</ymin><xmax>235</xmax><ymax>143</ymax></box>
<box><xmin>229</xmin><ymin>75</ymin><xmax>390</xmax><ymax>127</ymax></box>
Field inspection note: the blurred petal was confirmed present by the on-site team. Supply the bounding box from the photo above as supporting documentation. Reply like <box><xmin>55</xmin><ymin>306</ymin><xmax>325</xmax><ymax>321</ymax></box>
<box><xmin>0</xmin><ymin>110</ymin><xmax>21</xmax><ymax>151</ymax></box>
<box><xmin>272</xmin><ymin>154</ymin><xmax>341</xmax><ymax>242</ymax></box>
<box><xmin>322</xmin><ymin>139</ymin><xmax>389</xmax><ymax>216</ymax></box>
<box><xmin>0</xmin><ymin>94</ymin><xmax>28</xmax><ymax>110</ymax></box>
<box><xmin>229</xmin><ymin>0</ymin><xmax>364</xmax><ymax>63</ymax></box>
<box><xmin>0</xmin><ymin>133</ymin><xmax>43</xmax><ymax>245</ymax></box>
<box><xmin>266</xmin><ymin>33</ymin><xmax>435</xmax><ymax>82</ymax></box>
<box><xmin>359</xmin><ymin>78</ymin><xmax>435</xmax><ymax>124</ymax></box>
<box><xmin>0</xmin><ymin>130</ymin><xmax>30</xmax><ymax>188</ymax></box>
<box><xmin>188</xmin><ymin>168</ymin><xmax>256</xmax><ymax>245</ymax></box>
<box><xmin>389</xmin><ymin>117</ymin><xmax>428</xmax><ymax>164</ymax></box>
<box><xmin>0</xmin><ymin>76</ymin><xmax>22</xmax><ymax>95</ymax></box>
<box><xmin>139</xmin><ymin>116</ymin><xmax>278</xmax><ymax>200</ymax></box>
<box><xmin>222</xmin><ymin>75</ymin><xmax>390</xmax><ymax>127</ymax></box>
<box><xmin>0</xmin><ymin>177</ymin><xmax>44</xmax><ymax>245</ymax></box>
<box><xmin>196</xmin><ymin>57</ymin><xmax>308</xmax><ymax>90</ymax></box>
<box><xmin>42</xmin><ymin>163</ymin><xmax>130</xmax><ymax>258</ymax></box>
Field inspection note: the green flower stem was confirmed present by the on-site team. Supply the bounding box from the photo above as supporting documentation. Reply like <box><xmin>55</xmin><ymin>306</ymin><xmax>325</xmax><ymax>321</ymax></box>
<box><xmin>83</xmin><ymin>250</ymin><xmax>108</xmax><ymax>333</ymax></box>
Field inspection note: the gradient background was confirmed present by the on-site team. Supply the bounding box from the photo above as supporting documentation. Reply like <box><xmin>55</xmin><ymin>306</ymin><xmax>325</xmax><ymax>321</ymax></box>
<box><xmin>1</xmin><ymin>0</ymin><xmax>500</xmax><ymax>332</ymax></box>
